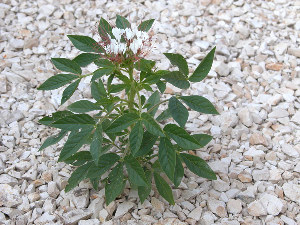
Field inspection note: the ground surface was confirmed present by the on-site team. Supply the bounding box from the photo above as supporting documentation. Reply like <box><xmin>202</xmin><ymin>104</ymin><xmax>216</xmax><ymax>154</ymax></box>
<box><xmin>0</xmin><ymin>0</ymin><xmax>300</xmax><ymax>224</ymax></box>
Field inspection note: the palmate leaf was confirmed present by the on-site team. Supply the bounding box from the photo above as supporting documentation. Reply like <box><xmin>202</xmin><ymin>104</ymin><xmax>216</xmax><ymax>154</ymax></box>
<box><xmin>138</xmin><ymin>169</ymin><xmax>152</xmax><ymax>203</ymax></box>
<box><xmin>73</xmin><ymin>53</ymin><xmax>100</xmax><ymax>67</ymax></box>
<box><xmin>173</xmin><ymin>154</ymin><xmax>184</xmax><ymax>187</ymax></box>
<box><xmin>51</xmin><ymin>58</ymin><xmax>82</xmax><ymax>74</ymax></box>
<box><xmin>68</xmin><ymin>35</ymin><xmax>101</xmax><ymax>53</ymax></box>
<box><xmin>39</xmin><ymin>111</ymin><xmax>74</xmax><ymax>126</ymax></box>
<box><xmin>154</xmin><ymin>172</ymin><xmax>175</xmax><ymax>205</ymax></box>
<box><xmin>129</xmin><ymin>121</ymin><xmax>144</xmax><ymax>156</ymax></box>
<box><xmin>39</xmin><ymin>130</ymin><xmax>68</xmax><ymax>151</ymax></box>
<box><xmin>90</xmin><ymin>124</ymin><xmax>103</xmax><ymax>165</ymax></box>
<box><xmin>163</xmin><ymin>71</ymin><xmax>190</xmax><ymax>89</ymax></box>
<box><xmin>163</xmin><ymin>53</ymin><xmax>189</xmax><ymax>76</ymax></box>
<box><xmin>141</xmin><ymin>113</ymin><xmax>165</xmax><ymax>137</ymax></box>
<box><xmin>91</xmin><ymin>80</ymin><xmax>106</xmax><ymax>101</ymax></box>
<box><xmin>125</xmin><ymin>155</ymin><xmax>148</xmax><ymax>187</ymax></box>
<box><xmin>98</xmin><ymin>17</ymin><xmax>113</xmax><ymax>39</ymax></box>
<box><xmin>106</xmin><ymin>113</ymin><xmax>139</xmax><ymax>133</ymax></box>
<box><xmin>138</xmin><ymin>19</ymin><xmax>155</xmax><ymax>32</ymax></box>
<box><xmin>179</xmin><ymin>95</ymin><xmax>219</xmax><ymax>115</ymax></box>
<box><xmin>51</xmin><ymin>114</ymin><xmax>95</xmax><ymax>130</ymax></box>
<box><xmin>116</xmin><ymin>15</ymin><xmax>131</xmax><ymax>29</ymax></box>
<box><xmin>146</xmin><ymin>91</ymin><xmax>160</xmax><ymax>116</ymax></box>
<box><xmin>61</xmin><ymin>79</ymin><xmax>81</xmax><ymax>105</ymax></box>
<box><xmin>133</xmin><ymin>131</ymin><xmax>158</xmax><ymax>157</ymax></box>
<box><xmin>67</xmin><ymin>100</ymin><xmax>99</xmax><ymax>113</ymax></box>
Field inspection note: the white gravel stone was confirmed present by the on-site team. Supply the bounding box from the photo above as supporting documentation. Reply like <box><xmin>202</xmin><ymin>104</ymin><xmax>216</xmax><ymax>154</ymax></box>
<box><xmin>282</xmin><ymin>183</ymin><xmax>300</xmax><ymax>205</ymax></box>
<box><xmin>260</xmin><ymin>193</ymin><xmax>284</xmax><ymax>216</ymax></box>
<box><xmin>0</xmin><ymin>184</ymin><xmax>22</xmax><ymax>207</ymax></box>
<box><xmin>0</xmin><ymin>174</ymin><xmax>18</xmax><ymax>185</ymax></box>
<box><xmin>247</xmin><ymin>200</ymin><xmax>267</xmax><ymax>216</ymax></box>
<box><xmin>187</xmin><ymin>206</ymin><xmax>202</xmax><ymax>221</ymax></box>
<box><xmin>281</xmin><ymin>144</ymin><xmax>299</xmax><ymax>157</ymax></box>
<box><xmin>207</xmin><ymin>198</ymin><xmax>228</xmax><ymax>217</ymax></box>
<box><xmin>227</xmin><ymin>199</ymin><xmax>242</xmax><ymax>214</ymax></box>
<box><xmin>115</xmin><ymin>201</ymin><xmax>135</xmax><ymax>219</ymax></box>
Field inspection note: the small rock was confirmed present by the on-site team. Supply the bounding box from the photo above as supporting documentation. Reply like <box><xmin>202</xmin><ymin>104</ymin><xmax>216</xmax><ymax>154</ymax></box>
<box><xmin>288</xmin><ymin>48</ymin><xmax>300</xmax><ymax>57</ymax></box>
<box><xmin>212</xmin><ymin>179</ymin><xmax>230</xmax><ymax>192</ymax></box>
<box><xmin>187</xmin><ymin>206</ymin><xmax>202</xmax><ymax>221</ymax></box>
<box><xmin>266</xmin><ymin>63</ymin><xmax>283</xmax><ymax>71</ymax></box>
<box><xmin>200</xmin><ymin>211</ymin><xmax>216</xmax><ymax>225</ymax></box>
<box><xmin>0</xmin><ymin>174</ymin><xmax>18</xmax><ymax>185</ymax></box>
<box><xmin>9</xmin><ymin>39</ymin><xmax>24</xmax><ymax>49</ymax></box>
<box><xmin>268</xmin><ymin>109</ymin><xmax>289</xmax><ymax>118</ymax></box>
<box><xmin>28</xmin><ymin>192</ymin><xmax>40</xmax><ymax>203</ymax></box>
<box><xmin>115</xmin><ymin>201</ymin><xmax>135</xmax><ymax>219</ymax></box>
<box><xmin>73</xmin><ymin>188</ymin><xmax>89</xmax><ymax>209</ymax></box>
<box><xmin>0</xmin><ymin>184</ymin><xmax>22</xmax><ymax>207</ymax></box>
<box><xmin>35</xmin><ymin>212</ymin><xmax>56</xmax><ymax>224</ymax></box>
<box><xmin>252</xmin><ymin>168</ymin><xmax>269</xmax><ymax>181</ymax></box>
<box><xmin>249</xmin><ymin>133</ymin><xmax>268</xmax><ymax>147</ymax></box>
<box><xmin>291</xmin><ymin>111</ymin><xmax>300</xmax><ymax>125</ymax></box>
<box><xmin>78</xmin><ymin>219</ymin><xmax>100</xmax><ymax>225</ymax></box>
<box><xmin>63</xmin><ymin>209</ymin><xmax>93</xmax><ymax>225</ymax></box>
<box><xmin>207</xmin><ymin>198</ymin><xmax>228</xmax><ymax>217</ymax></box>
<box><xmin>280</xmin><ymin>215</ymin><xmax>297</xmax><ymax>225</ymax></box>
<box><xmin>282</xmin><ymin>183</ymin><xmax>300</xmax><ymax>205</ymax></box>
<box><xmin>215</xmin><ymin>62</ymin><xmax>230</xmax><ymax>76</ymax></box>
<box><xmin>247</xmin><ymin>200</ymin><xmax>267</xmax><ymax>216</ymax></box>
<box><xmin>22</xmin><ymin>168</ymin><xmax>37</xmax><ymax>180</ymax></box>
<box><xmin>238</xmin><ymin>171</ymin><xmax>252</xmax><ymax>183</ymax></box>
<box><xmin>41</xmin><ymin>171</ymin><xmax>52</xmax><ymax>183</ymax></box>
<box><xmin>227</xmin><ymin>199</ymin><xmax>242</xmax><ymax>214</ymax></box>
<box><xmin>48</xmin><ymin>181</ymin><xmax>60</xmax><ymax>198</ymax></box>
<box><xmin>260</xmin><ymin>193</ymin><xmax>283</xmax><ymax>216</ymax></box>
<box><xmin>15</xmin><ymin>161</ymin><xmax>31</xmax><ymax>171</ymax></box>
<box><xmin>238</xmin><ymin>108</ymin><xmax>253</xmax><ymax>127</ymax></box>
<box><xmin>281</xmin><ymin>144</ymin><xmax>299</xmax><ymax>157</ymax></box>
<box><xmin>151</xmin><ymin>197</ymin><xmax>165</xmax><ymax>213</ymax></box>
<box><xmin>39</xmin><ymin>4</ymin><xmax>55</xmax><ymax>17</ymax></box>
<box><xmin>99</xmin><ymin>209</ymin><xmax>109</xmax><ymax>223</ymax></box>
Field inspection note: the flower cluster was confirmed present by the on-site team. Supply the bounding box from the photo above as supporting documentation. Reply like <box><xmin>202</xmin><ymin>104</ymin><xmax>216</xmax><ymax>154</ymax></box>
<box><xmin>98</xmin><ymin>25</ymin><xmax>153</xmax><ymax>63</ymax></box>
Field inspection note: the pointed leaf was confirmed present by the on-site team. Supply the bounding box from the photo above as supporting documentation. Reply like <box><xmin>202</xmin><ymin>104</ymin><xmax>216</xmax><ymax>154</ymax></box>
<box><xmin>58</xmin><ymin>127</ymin><xmax>93</xmax><ymax>162</ymax></box>
<box><xmin>163</xmin><ymin>71</ymin><xmax>190</xmax><ymax>89</ymax></box>
<box><xmin>94</xmin><ymin>59</ymin><xmax>115</xmax><ymax>68</ymax></box>
<box><xmin>134</xmin><ymin>59</ymin><xmax>155</xmax><ymax>73</ymax></box>
<box><xmin>92</xmin><ymin>67</ymin><xmax>114</xmax><ymax>81</ymax></box>
<box><xmin>156</xmin><ymin>108</ymin><xmax>171</xmax><ymax>122</ymax></box>
<box><xmin>168</xmin><ymin>96</ymin><xmax>188</xmax><ymax>128</ymax></box>
<box><xmin>156</xmin><ymin>81</ymin><xmax>166</xmax><ymax>93</ymax></box>
<box><xmin>39</xmin><ymin>111</ymin><xmax>74</xmax><ymax>126</ymax></box>
<box><xmin>106</xmin><ymin>113</ymin><xmax>139</xmax><ymax>133</ymax></box>
<box><xmin>64</xmin><ymin>151</ymin><xmax>93</xmax><ymax>166</ymax></box>
<box><xmin>68</xmin><ymin>100</ymin><xmax>99</xmax><ymax>113</ymax></box>
<box><xmin>98</xmin><ymin>17</ymin><xmax>113</xmax><ymax>39</ymax></box>
<box><xmin>158</xmin><ymin>137</ymin><xmax>176</xmax><ymax>181</ymax></box>
<box><xmin>154</xmin><ymin>172</ymin><xmax>175</xmax><ymax>205</ymax></box>
<box><xmin>90</xmin><ymin>124</ymin><xmax>103</xmax><ymax>165</ymax></box>
<box><xmin>138</xmin><ymin>169</ymin><xmax>152</xmax><ymax>203</ymax></box>
<box><xmin>192</xmin><ymin>134</ymin><xmax>213</xmax><ymax>147</ymax></box>
<box><xmin>116</xmin><ymin>15</ymin><xmax>130</xmax><ymax>29</ymax></box>
<box><xmin>179</xmin><ymin>95</ymin><xmax>219</xmax><ymax>115</ymax></box>
<box><xmin>38</xmin><ymin>74</ymin><xmax>78</xmax><ymax>90</ymax></box>
<box><xmin>39</xmin><ymin>130</ymin><xmax>68</xmax><ymax>151</ymax></box>
<box><xmin>68</xmin><ymin>35</ymin><xmax>100</xmax><ymax>53</ymax></box>
<box><xmin>105</xmin><ymin>163</ymin><xmax>125</xmax><ymax>205</ymax></box>
<box><xmin>180</xmin><ymin>153</ymin><xmax>217</xmax><ymax>180</ymax></box>
<box><xmin>164</xmin><ymin>53</ymin><xmax>189</xmax><ymax>76</ymax></box>
<box><xmin>141</xmin><ymin>113</ymin><xmax>165</xmax><ymax>137</ymax></box>
<box><xmin>173</xmin><ymin>154</ymin><xmax>184</xmax><ymax>187</ymax></box>
<box><xmin>65</xmin><ymin>162</ymin><xmax>93</xmax><ymax>192</ymax></box>
<box><xmin>138</xmin><ymin>19</ymin><xmax>155</xmax><ymax>32</ymax></box>
<box><xmin>129</xmin><ymin>121</ymin><xmax>144</xmax><ymax>156</ymax></box>
<box><xmin>134</xmin><ymin>131</ymin><xmax>158</xmax><ymax>157</ymax></box>
<box><xmin>125</xmin><ymin>155</ymin><xmax>148</xmax><ymax>187</ymax></box>
<box><xmin>146</xmin><ymin>91</ymin><xmax>160</xmax><ymax>116</ymax></box>
<box><xmin>87</xmin><ymin>153</ymin><xmax>120</xmax><ymax>179</ymax></box>
<box><xmin>91</xmin><ymin>80</ymin><xmax>106</xmax><ymax>101</ymax></box>
<box><xmin>189</xmin><ymin>47</ymin><xmax>216</xmax><ymax>82</ymax></box>
<box><xmin>73</xmin><ymin>53</ymin><xmax>100</xmax><ymax>67</ymax></box>
<box><xmin>51</xmin><ymin>114</ymin><xmax>95</xmax><ymax>130</ymax></box>
<box><xmin>51</xmin><ymin>58</ymin><xmax>82</xmax><ymax>74</ymax></box>
<box><xmin>61</xmin><ymin>79</ymin><xmax>80</xmax><ymax>105</ymax></box>
<box><xmin>164</xmin><ymin>124</ymin><xmax>202</xmax><ymax>150</ymax></box>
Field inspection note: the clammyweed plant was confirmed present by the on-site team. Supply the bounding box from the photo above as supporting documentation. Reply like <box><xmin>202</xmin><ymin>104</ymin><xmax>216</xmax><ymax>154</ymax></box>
<box><xmin>37</xmin><ymin>15</ymin><xmax>219</xmax><ymax>205</ymax></box>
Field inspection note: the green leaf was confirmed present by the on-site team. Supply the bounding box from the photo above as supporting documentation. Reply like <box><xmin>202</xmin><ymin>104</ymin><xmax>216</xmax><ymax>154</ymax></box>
<box><xmin>87</xmin><ymin>153</ymin><xmax>120</xmax><ymax>179</ymax></box>
<box><xmin>68</xmin><ymin>100</ymin><xmax>99</xmax><ymax>113</ymax></box>
<box><xmin>159</xmin><ymin>137</ymin><xmax>176</xmax><ymax>181</ymax></box>
<box><xmin>38</xmin><ymin>74</ymin><xmax>78</xmax><ymax>90</ymax></box>
<box><xmin>98</xmin><ymin>17</ymin><xmax>113</xmax><ymax>39</ymax></box>
<box><xmin>138</xmin><ymin>169</ymin><xmax>152</xmax><ymax>203</ymax></box>
<box><xmin>65</xmin><ymin>162</ymin><xmax>93</xmax><ymax>192</ymax></box>
<box><xmin>61</xmin><ymin>79</ymin><xmax>80</xmax><ymax>105</ymax></box>
<box><xmin>51</xmin><ymin>58</ymin><xmax>82</xmax><ymax>74</ymax></box>
<box><xmin>51</xmin><ymin>114</ymin><xmax>95</xmax><ymax>130</ymax></box>
<box><xmin>163</xmin><ymin>71</ymin><xmax>190</xmax><ymax>89</ymax></box>
<box><xmin>189</xmin><ymin>47</ymin><xmax>216</xmax><ymax>82</ymax></box>
<box><xmin>68</xmin><ymin>35</ymin><xmax>101</xmax><ymax>53</ymax></box>
<box><xmin>73</xmin><ymin>53</ymin><xmax>100</xmax><ymax>67</ymax></box>
<box><xmin>156</xmin><ymin>108</ymin><xmax>171</xmax><ymax>122</ymax></box>
<box><xmin>146</xmin><ymin>91</ymin><xmax>160</xmax><ymax>116</ymax></box>
<box><xmin>90</xmin><ymin>124</ymin><xmax>103</xmax><ymax>165</ymax></box>
<box><xmin>129</xmin><ymin>121</ymin><xmax>144</xmax><ymax>156</ymax></box>
<box><xmin>180</xmin><ymin>153</ymin><xmax>217</xmax><ymax>180</ymax></box>
<box><xmin>163</xmin><ymin>53</ymin><xmax>189</xmax><ymax>76</ymax></box>
<box><xmin>173</xmin><ymin>154</ymin><xmax>184</xmax><ymax>187</ymax></box>
<box><xmin>109</xmin><ymin>84</ymin><xmax>127</xmax><ymax>93</ymax></box>
<box><xmin>153</xmin><ymin>172</ymin><xmax>175</xmax><ymax>205</ymax></box>
<box><xmin>156</xmin><ymin>81</ymin><xmax>166</xmax><ymax>93</ymax></box>
<box><xmin>91</xmin><ymin>67</ymin><xmax>114</xmax><ymax>82</ymax></box>
<box><xmin>192</xmin><ymin>134</ymin><xmax>213</xmax><ymax>147</ymax></box>
<box><xmin>134</xmin><ymin>131</ymin><xmax>158</xmax><ymax>157</ymax></box>
<box><xmin>138</xmin><ymin>19</ymin><xmax>155</xmax><ymax>32</ymax></box>
<box><xmin>90</xmin><ymin>177</ymin><xmax>100</xmax><ymax>191</ymax></box>
<box><xmin>141</xmin><ymin>113</ymin><xmax>165</xmax><ymax>137</ymax></box>
<box><xmin>142</xmin><ymin>83</ymin><xmax>153</xmax><ymax>92</ymax></box>
<box><xmin>106</xmin><ymin>113</ymin><xmax>139</xmax><ymax>133</ymax></box>
<box><xmin>168</xmin><ymin>96</ymin><xmax>188</xmax><ymax>128</ymax></box>
<box><xmin>91</xmin><ymin>80</ymin><xmax>106</xmax><ymax>101</ymax></box>
<box><xmin>116</xmin><ymin>15</ymin><xmax>130</xmax><ymax>29</ymax></box>
<box><xmin>125</xmin><ymin>155</ymin><xmax>148</xmax><ymax>187</ymax></box>
<box><xmin>39</xmin><ymin>130</ymin><xmax>68</xmax><ymax>151</ymax></box>
<box><xmin>58</xmin><ymin>127</ymin><xmax>93</xmax><ymax>162</ymax></box>
<box><xmin>134</xmin><ymin>59</ymin><xmax>155</xmax><ymax>73</ymax></box>
<box><xmin>105</xmin><ymin>163</ymin><xmax>125</xmax><ymax>205</ymax></box>
<box><xmin>39</xmin><ymin>111</ymin><xmax>74</xmax><ymax>126</ymax></box>
<box><xmin>179</xmin><ymin>95</ymin><xmax>219</xmax><ymax>115</ymax></box>
<box><xmin>164</xmin><ymin>124</ymin><xmax>201</xmax><ymax>150</ymax></box>
<box><xmin>64</xmin><ymin>151</ymin><xmax>93</xmax><ymax>166</ymax></box>
<box><xmin>94</xmin><ymin>59</ymin><xmax>115</xmax><ymax>68</ymax></box>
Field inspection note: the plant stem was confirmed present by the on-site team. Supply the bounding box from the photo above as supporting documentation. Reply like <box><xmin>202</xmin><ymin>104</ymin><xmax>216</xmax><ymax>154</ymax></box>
<box><xmin>148</xmin><ymin>99</ymin><xmax>168</xmax><ymax>113</ymax></box>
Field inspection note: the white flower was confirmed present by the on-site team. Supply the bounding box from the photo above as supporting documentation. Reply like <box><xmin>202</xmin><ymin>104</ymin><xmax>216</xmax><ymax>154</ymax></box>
<box><xmin>130</xmin><ymin>39</ymin><xmax>143</xmax><ymax>54</ymax></box>
<box><xmin>112</xmin><ymin>27</ymin><xmax>125</xmax><ymax>42</ymax></box>
<box><xmin>125</xmin><ymin>28</ymin><xmax>134</xmax><ymax>40</ymax></box>
<box><xmin>118</xmin><ymin>43</ymin><xmax>127</xmax><ymax>54</ymax></box>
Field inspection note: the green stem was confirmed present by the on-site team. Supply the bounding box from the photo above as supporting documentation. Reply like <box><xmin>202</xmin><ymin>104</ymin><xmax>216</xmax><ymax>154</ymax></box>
<box><xmin>148</xmin><ymin>99</ymin><xmax>168</xmax><ymax>114</ymax></box>
<box><xmin>79</xmin><ymin>72</ymin><xmax>94</xmax><ymax>78</ymax></box>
